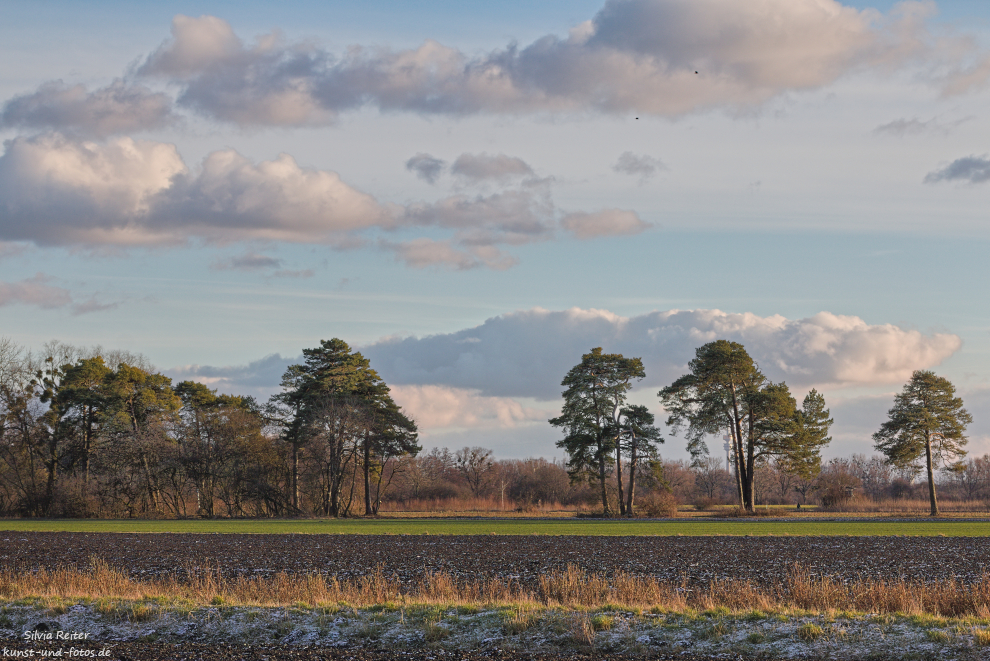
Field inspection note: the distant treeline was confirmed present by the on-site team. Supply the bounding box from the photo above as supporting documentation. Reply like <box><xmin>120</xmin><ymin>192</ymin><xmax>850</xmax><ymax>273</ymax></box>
<box><xmin>0</xmin><ymin>337</ymin><xmax>981</xmax><ymax>518</ymax></box>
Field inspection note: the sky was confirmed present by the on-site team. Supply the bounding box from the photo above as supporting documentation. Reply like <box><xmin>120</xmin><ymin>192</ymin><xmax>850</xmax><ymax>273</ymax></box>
<box><xmin>1</xmin><ymin>0</ymin><xmax>990</xmax><ymax>462</ymax></box>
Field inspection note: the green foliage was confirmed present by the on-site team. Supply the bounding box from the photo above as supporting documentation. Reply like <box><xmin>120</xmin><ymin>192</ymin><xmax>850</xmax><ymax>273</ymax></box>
<box><xmin>874</xmin><ymin>370</ymin><xmax>971</xmax><ymax>516</ymax></box>
<box><xmin>874</xmin><ymin>371</ymin><xmax>970</xmax><ymax>470</ymax></box>
<box><xmin>659</xmin><ymin>340</ymin><xmax>833</xmax><ymax>511</ymax></box>
<box><xmin>273</xmin><ymin>339</ymin><xmax>419</xmax><ymax>516</ymax></box>
<box><xmin>549</xmin><ymin>347</ymin><xmax>645</xmax><ymax>516</ymax></box>
<box><xmin>782</xmin><ymin>389</ymin><xmax>833</xmax><ymax>480</ymax></box>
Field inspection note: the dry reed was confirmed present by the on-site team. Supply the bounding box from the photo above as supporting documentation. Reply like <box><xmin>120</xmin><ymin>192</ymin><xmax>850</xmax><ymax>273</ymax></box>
<box><xmin>3</xmin><ymin>560</ymin><xmax>990</xmax><ymax>617</ymax></box>
<box><xmin>380</xmin><ymin>496</ymin><xmax>569</xmax><ymax>514</ymax></box>
<box><xmin>821</xmin><ymin>498</ymin><xmax>990</xmax><ymax>514</ymax></box>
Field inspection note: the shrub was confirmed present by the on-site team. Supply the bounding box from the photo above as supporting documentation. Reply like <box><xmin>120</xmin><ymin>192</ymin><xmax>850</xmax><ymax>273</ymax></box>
<box><xmin>714</xmin><ymin>506</ymin><xmax>789</xmax><ymax>518</ymax></box>
<box><xmin>693</xmin><ymin>496</ymin><xmax>720</xmax><ymax>512</ymax></box>
<box><xmin>636</xmin><ymin>491</ymin><xmax>679</xmax><ymax>518</ymax></box>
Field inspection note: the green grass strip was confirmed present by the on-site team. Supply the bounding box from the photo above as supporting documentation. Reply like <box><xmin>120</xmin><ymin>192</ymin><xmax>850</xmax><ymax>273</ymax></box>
<box><xmin>1</xmin><ymin>518</ymin><xmax>990</xmax><ymax>536</ymax></box>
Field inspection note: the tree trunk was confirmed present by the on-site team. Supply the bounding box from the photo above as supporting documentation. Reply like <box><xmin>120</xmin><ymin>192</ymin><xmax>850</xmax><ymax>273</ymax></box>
<box><xmin>742</xmin><ymin>412</ymin><xmax>756</xmax><ymax>511</ymax></box>
<box><xmin>83</xmin><ymin>405</ymin><xmax>93</xmax><ymax>486</ymax></box>
<box><xmin>363</xmin><ymin>433</ymin><xmax>373</xmax><ymax>516</ymax></box>
<box><xmin>729</xmin><ymin>386</ymin><xmax>746</xmax><ymax>508</ymax></box>
<box><xmin>625</xmin><ymin>435</ymin><xmax>637</xmax><ymax>517</ymax></box>
<box><xmin>44</xmin><ymin>439</ymin><xmax>58</xmax><ymax>517</ymax></box>
<box><xmin>925</xmin><ymin>431</ymin><xmax>939</xmax><ymax>517</ymax></box>
<box><xmin>290</xmin><ymin>443</ymin><xmax>300</xmax><ymax>512</ymax></box>
<box><xmin>615</xmin><ymin>441</ymin><xmax>626</xmax><ymax>517</ymax></box>
<box><xmin>598</xmin><ymin>438</ymin><xmax>611</xmax><ymax>516</ymax></box>
<box><xmin>141</xmin><ymin>452</ymin><xmax>158</xmax><ymax>513</ymax></box>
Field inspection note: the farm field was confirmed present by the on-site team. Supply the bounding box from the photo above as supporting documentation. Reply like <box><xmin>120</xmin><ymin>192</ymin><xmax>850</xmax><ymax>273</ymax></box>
<box><xmin>5</xmin><ymin>531</ymin><xmax>990</xmax><ymax>659</ymax></box>
<box><xmin>2</xmin><ymin>516</ymin><xmax>990</xmax><ymax>536</ymax></box>
<box><xmin>5</xmin><ymin>531</ymin><xmax>990</xmax><ymax>586</ymax></box>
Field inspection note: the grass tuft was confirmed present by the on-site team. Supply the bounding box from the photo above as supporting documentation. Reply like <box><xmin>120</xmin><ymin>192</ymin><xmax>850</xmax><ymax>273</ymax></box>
<box><xmin>5</xmin><ymin>560</ymin><xmax>990</xmax><ymax>622</ymax></box>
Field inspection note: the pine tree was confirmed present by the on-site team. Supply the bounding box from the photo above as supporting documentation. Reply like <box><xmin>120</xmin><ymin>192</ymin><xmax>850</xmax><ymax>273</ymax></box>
<box><xmin>873</xmin><ymin>370</ymin><xmax>971</xmax><ymax>517</ymax></box>
<box><xmin>549</xmin><ymin>347</ymin><xmax>645</xmax><ymax>516</ymax></box>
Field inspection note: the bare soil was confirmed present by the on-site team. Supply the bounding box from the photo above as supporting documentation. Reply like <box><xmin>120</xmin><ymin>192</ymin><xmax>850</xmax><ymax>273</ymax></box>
<box><xmin>2</xmin><ymin>532</ymin><xmax>989</xmax><ymax>587</ymax></box>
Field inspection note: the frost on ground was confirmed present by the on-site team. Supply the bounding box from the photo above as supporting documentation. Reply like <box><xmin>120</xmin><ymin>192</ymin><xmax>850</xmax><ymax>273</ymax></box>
<box><xmin>1</xmin><ymin>602</ymin><xmax>989</xmax><ymax>660</ymax></box>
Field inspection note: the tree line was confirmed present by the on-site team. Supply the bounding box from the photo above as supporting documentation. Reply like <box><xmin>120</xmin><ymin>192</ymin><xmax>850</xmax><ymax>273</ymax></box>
<box><xmin>550</xmin><ymin>340</ymin><xmax>971</xmax><ymax>517</ymax></box>
<box><xmin>0</xmin><ymin>336</ymin><xmax>974</xmax><ymax>518</ymax></box>
<box><xmin>0</xmin><ymin>338</ymin><xmax>420</xmax><ymax>518</ymax></box>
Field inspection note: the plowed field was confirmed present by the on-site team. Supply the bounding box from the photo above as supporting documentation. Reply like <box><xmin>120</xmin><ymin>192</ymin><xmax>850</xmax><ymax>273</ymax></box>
<box><xmin>3</xmin><ymin>532</ymin><xmax>989</xmax><ymax>587</ymax></box>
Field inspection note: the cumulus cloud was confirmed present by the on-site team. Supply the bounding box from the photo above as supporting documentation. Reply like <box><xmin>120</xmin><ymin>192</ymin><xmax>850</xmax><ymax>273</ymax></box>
<box><xmin>0</xmin><ymin>133</ymin><xmax>392</xmax><ymax>247</ymax></box>
<box><xmin>0</xmin><ymin>80</ymin><xmax>176</xmax><ymax>137</ymax></box>
<box><xmin>166</xmin><ymin>352</ymin><xmax>299</xmax><ymax>399</ymax></box>
<box><xmin>451</xmin><ymin>153</ymin><xmax>534</xmax><ymax>183</ymax></box>
<box><xmin>0</xmin><ymin>273</ymin><xmax>115</xmax><ymax>315</ymax></box>
<box><xmin>362</xmin><ymin>308</ymin><xmax>962</xmax><ymax>400</ymax></box>
<box><xmin>924</xmin><ymin>155</ymin><xmax>990</xmax><ymax>184</ymax></box>
<box><xmin>389</xmin><ymin>384</ymin><xmax>551</xmax><ymax>430</ymax></box>
<box><xmin>402</xmin><ymin>188</ymin><xmax>555</xmax><ymax>240</ymax></box>
<box><xmin>127</xmin><ymin>3</ymin><xmax>942</xmax><ymax>126</ymax></box>
<box><xmin>167</xmin><ymin>354</ymin><xmax>551</xmax><ymax>433</ymax></box>
<box><xmin>138</xmin><ymin>15</ymin><xmax>335</xmax><ymax>126</ymax></box>
<box><xmin>561</xmin><ymin>209</ymin><xmax>651</xmax><ymax>239</ymax></box>
<box><xmin>405</xmin><ymin>153</ymin><xmax>446</xmax><ymax>184</ymax></box>
<box><xmin>612</xmin><ymin>151</ymin><xmax>666</xmax><ymax>181</ymax></box>
<box><xmin>0</xmin><ymin>134</ymin><xmax>638</xmax><ymax>268</ymax></box>
<box><xmin>167</xmin><ymin>307</ymin><xmax>962</xmax><ymax>442</ymax></box>
<box><xmin>139</xmin><ymin>15</ymin><xmax>243</xmax><ymax>78</ymax></box>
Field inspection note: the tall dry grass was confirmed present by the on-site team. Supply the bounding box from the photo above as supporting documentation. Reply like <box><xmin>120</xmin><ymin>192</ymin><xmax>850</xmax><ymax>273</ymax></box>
<box><xmin>380</xmin><ymin>496</ymin><xmax>570</xmax><ymax>514</ymax></box>
<box><xmin>821</xmin><ymin>498</ymin><xmax>990</xmax><ymax>514</ymax></box>
<box><xmin>4</xmin><ymin>560</ymin><xmax>990</xmax><ymax>617</ymax></box>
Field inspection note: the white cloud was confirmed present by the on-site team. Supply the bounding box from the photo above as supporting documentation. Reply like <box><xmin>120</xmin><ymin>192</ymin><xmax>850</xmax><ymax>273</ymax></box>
<box><xmin>139</xmin><ymin>15</ymin><xmax>335</xmax><ymax>126</ymax></box>
<box><xmin>0</xmin><ymin>133</ymin><xmax>391</xmax><ymax>247</ymax></box>
<box><xmin>164</xmin><ymin>307</ymin><xmax>963</xmax><ymax>447</ymax></box>
<box><xmin>166</xmin><ymin>353</ymin><xmax>299</xmax><ymax>399</ymax></box>
<box><xmin>139</xmin><ymin>15</ymin><xmax>243</xmax><ymax>78</ymax></box>
<box><xmin>0</xmin><ymin>80</ymin><xmax>175</xmax><ymax>137</ymax></box>
<box><xmin>402</xmin><ymin>188</ymin><xmax>555</xmax><ymax>241</ymax></box>
<box><xmin>924</xmin><ymin>155</ymin><xmax>990</xmax><ymax>184</ymax></box>
<box><xmin>0</xmin><ymin>133</ymin><xmax>187</xmax><ymax>245</ymax></box>
<box><xmin>0</xmin><ymin>134</ymin><xmax>639</xmax><ymax>267</ymax></box>
<box><xmin>362</xmin><ymin>307</ymin><xmax>962</xmax><ymax>400</ymax></box>
<box><xmin>128</xmin><ymin>3</ymin><xmax>947</xmax><ymax>126</ymax></box>
<box><xmin>561</xmin><ymin>209</ymin><xmax>651</xmax><ymax>239</ymax></box>
<box><xmin>389</xmin><ymin>384</ymin><xmax>551</xmax><ymax>430</ymax></box>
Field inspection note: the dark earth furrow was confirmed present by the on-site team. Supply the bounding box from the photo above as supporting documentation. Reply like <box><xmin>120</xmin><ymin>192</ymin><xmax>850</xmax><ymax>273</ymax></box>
<box><xmin>2</xmin><ymin>532</ymin><xmax>990</xmax><ymax>587</ymax></box>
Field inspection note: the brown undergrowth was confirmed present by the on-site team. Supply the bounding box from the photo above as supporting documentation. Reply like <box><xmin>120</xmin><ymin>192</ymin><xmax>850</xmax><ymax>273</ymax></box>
<box><xmin>3</xmin><ymin>559</ymin><xmax>990</xmax><ymax>617</ymax></box>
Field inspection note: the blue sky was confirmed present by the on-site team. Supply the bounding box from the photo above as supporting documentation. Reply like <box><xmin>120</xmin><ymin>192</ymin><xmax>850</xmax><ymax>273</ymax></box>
<box><xmin>1</xmin><ymin>0</ymin><xmax>989</xmax><ymax>461</ymax></box>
